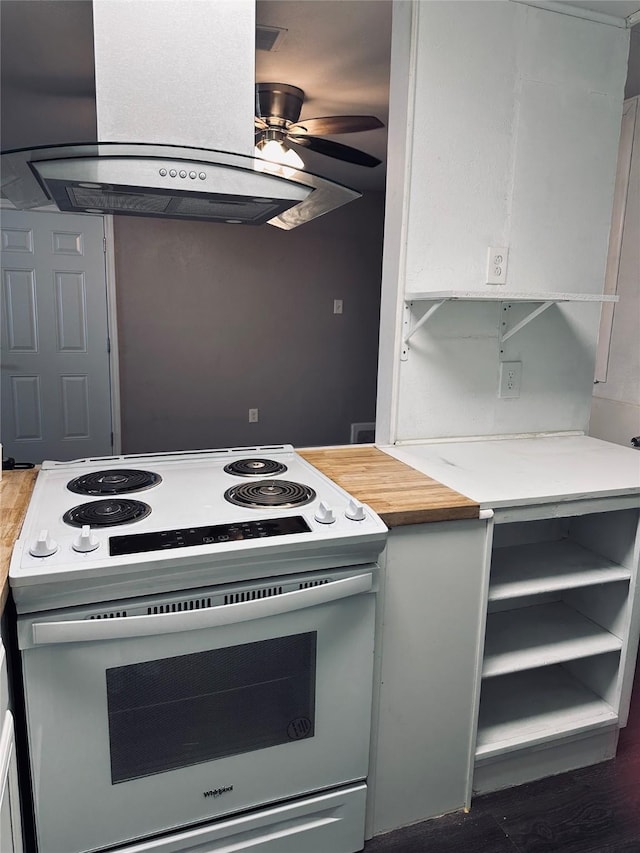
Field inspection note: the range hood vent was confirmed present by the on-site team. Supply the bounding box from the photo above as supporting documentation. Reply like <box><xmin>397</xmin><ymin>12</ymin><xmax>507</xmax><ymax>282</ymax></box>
<box><xmin>31</xmin><ymin>153</ymin><xmax>311</xmax><ymax>225</ymax></box>
<box><xmin>0</xmin><ymin>1</ymin><xmax>360</xmax><ymax>229</ymax></box>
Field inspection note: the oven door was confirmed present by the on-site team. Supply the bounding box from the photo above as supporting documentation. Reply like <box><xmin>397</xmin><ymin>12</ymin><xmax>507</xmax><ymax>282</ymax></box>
<box><xmin>18</xmin><ymin>566</ymin><xmax>376</xmax><ymax>853</ymax></box>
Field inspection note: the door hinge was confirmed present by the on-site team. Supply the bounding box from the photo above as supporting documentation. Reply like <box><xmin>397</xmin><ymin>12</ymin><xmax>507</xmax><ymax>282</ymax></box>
<box><xmin>110</xmin><ymin>432</ymin><xmax>114</xmax><ymax>448</ymax></box>
<box><xmin>107</xmin><ymin>337</ymin><xmax>111</xmax><ymax>353</ymax></box>
<box><xmin>103</xmin><ymin>237</ymin><xmax>107</xmax><ymax>253</ymax></box>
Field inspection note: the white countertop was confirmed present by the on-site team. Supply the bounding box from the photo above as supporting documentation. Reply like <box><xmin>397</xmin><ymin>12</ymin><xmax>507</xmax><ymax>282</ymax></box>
<box><xmin>383</xmin><ymin>435</ymin><xmax>640</xmax><ymax>509</ymax></box>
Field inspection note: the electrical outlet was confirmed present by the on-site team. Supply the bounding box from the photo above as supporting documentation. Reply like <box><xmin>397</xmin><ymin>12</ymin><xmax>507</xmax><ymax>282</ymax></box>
<box><xmin>248</xmin><ymin>408</ymin><xmax>259</xmax><ymax>423</ymax></box>
<box><xmin>486</xmin><ymin>246</ymin><xmax>509</xmax><ymax>285</ymax></box>
<box><xmin>333</xmin><ymin>299</ymin><xmax>343</xmax><ymax>314</ymax></box>
<box><xmin>499</xmin><ymin>361</ymin><xmax>522</xmax><ymax>398</ymax></box>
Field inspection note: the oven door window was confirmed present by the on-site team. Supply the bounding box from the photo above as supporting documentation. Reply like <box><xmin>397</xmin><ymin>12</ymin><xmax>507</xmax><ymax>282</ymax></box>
<box><xmin>106</xmin><ymin>632</ymin><xmax>316</xmax><ymax>783</ymax></box>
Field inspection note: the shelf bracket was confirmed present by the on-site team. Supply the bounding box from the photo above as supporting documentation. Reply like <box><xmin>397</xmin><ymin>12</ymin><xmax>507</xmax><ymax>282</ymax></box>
<box><xmin>401</xmin><ymin>299</ymin><xmax>446</xmax><ymax>361</ymax></box>
<box><xmin>499</xmin><ymin>300</ymin><xmax>554</xmax><ymax>347</ymax></box>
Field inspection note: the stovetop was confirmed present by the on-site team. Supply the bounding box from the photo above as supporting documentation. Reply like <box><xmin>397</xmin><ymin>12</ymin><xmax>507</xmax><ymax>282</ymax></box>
<box><xmin>10</xmin><ymin>445</ymin><xmax>388</xmax><ymax>612</ymax></box>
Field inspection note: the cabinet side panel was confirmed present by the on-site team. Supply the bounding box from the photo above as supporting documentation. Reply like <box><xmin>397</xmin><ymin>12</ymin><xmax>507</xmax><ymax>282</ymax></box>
<box><xmin>371</xmin><ymin>519</ymin><xmax>490</xmax><ymax>835</ymax></box>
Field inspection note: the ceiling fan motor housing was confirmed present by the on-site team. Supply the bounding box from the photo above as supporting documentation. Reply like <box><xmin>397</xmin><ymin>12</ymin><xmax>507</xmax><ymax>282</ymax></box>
<box><xmin>256</xmin><ymin>83</ymin><xmax>305</xmax><ymax>127</ymax></box>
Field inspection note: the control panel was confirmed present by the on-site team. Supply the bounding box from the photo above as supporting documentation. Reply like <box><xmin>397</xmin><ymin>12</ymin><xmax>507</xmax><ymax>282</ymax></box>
<box><xmin>109</xmin><ymin>516</ymin><xmax>311</xmax><ymax>557</ymax></box>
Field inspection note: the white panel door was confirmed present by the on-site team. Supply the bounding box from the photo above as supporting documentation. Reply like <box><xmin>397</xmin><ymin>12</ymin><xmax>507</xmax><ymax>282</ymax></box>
<box><xmin>1</xmin><ymin>209</ymin><xmax>112</xmax><ymax>462</ymax></box>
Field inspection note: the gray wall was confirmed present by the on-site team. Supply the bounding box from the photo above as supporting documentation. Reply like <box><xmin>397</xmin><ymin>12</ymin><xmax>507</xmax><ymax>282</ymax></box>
<box><xmin>114</xmin><ymin>193</ymin><xmax>384</xmax><ymax>453</ymax></box>
<box><xmin>625</xmin><ymin>25</ymin><xmax>640</xmax><ymax>99</ymax></box>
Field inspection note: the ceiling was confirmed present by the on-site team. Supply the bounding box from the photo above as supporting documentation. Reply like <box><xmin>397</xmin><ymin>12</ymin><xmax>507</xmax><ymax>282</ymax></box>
<box><xmin>1</xmin><ymin>1</ymin><xmax>638</xmax><ymax>198</ymax></box>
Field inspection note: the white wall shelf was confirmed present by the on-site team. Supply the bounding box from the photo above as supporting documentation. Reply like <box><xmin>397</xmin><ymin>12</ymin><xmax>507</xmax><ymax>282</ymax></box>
<box><xmin>475</xmin><ymin>665</ymin><xmax>618</xmax><ymax>760</ymax></box>
<box><xmin>405</xmin><ymin>291</ymin><xmax>621</xmax><ymax>302</ymax></box>
<box><xmin>401</xmin><ymin>291</ymin><xmax>619</xmax><ymax>360</ymax></box>
<box><xmin>482</xmin><ymin>601</ymin><xmax>623</xmax><ymax>677</ymax></box>
<box><xmin>489</xmin><ymin>540</ymin><xmax>631</xmax><ymax>601</ymax></box>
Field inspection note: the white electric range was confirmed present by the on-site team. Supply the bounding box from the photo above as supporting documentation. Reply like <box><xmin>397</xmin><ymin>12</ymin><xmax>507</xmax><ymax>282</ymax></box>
<box><xmin>10</xmin><ymin>445</ymin><xmax>388</xmax><ymax>853</ymax></box>
<box><xmin>10</xmin><ymin>444</ymin><xmax>387</xmax><ymax>613</ymax></box>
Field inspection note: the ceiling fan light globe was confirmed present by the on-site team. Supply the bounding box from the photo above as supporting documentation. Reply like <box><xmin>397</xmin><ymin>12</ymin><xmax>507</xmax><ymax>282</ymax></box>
<box><xmin>255</xmin><ymin>139</ymin><xmax>304</xmax><ymax>170</ymax></box>
<box><xmin>282</xmin><ymin>146</ymin><xmax>304</xmax><ymax>170</ymax></box>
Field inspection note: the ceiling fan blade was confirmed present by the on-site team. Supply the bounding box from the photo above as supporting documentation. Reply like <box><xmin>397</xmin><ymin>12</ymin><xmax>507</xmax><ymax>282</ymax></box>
<box><xmin>288</xmin><ymin>115</ymin><xmax>384</xmax><ymax>137</ymax></box>
<box><xmin>289</xmin><ymin>135</ymin><xmax>381</xmax><ymax>167</ymax></box>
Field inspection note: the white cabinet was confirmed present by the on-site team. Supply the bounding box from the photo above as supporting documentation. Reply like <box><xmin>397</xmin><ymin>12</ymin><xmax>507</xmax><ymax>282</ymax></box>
<box><xmin>0</xmin><ymin>643</ymin><xmax>22</xmax><ymax>853</ymax></box>
<box><xmin>383</xmin><ymin>437</ymin><xmax>640</xmax><ymax>797</ymax></box>
<box><xmin>377</xmin><ymin>3</ymin><xmax>630</xmax><ymax>447</ymax></box>
<box><xmin>474</xmin><ymin>503</ymin><xmax>640</xmax><ymax>794</ymax></box>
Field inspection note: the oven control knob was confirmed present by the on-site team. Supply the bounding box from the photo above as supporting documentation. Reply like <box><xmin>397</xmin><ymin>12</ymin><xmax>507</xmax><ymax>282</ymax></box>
<box><xmin>29</xmin><ymin>529</ymin><xmax>58</xmax><ymax>557</ymax></box>
<box><xmin>345</xmin><ymin>499</ymin><xmax>367</xmax><ymax>522</ymax></box>
<box><xmin>72</xmin><ymin>525</ymin><xmax>99</xmax><ymax>553</ymax></box>
<box><xmin>314</xmin><ymin>501</ymin><xmax>336</xmax><ymax>524</ymax></box>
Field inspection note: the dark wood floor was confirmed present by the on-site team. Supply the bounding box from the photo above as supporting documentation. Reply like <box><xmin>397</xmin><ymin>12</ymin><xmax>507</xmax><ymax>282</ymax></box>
<box><xmin>364</xmin><ymin>666</ymin><xmax>640</xmax><ymax>853</ymax></box>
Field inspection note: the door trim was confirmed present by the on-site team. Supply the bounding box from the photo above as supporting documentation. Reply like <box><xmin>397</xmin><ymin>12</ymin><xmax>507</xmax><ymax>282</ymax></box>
<box><xmin>104</xmin><ymin>215</ymin><xmax>121</xmax><ymax>454</ymax></box>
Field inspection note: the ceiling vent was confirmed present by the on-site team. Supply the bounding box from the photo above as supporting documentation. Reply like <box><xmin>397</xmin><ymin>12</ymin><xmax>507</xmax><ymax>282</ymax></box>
<box><xmin>256</xmin><ymin>24</ymin><xmax>288</xmax><ymax>52</ymax></box>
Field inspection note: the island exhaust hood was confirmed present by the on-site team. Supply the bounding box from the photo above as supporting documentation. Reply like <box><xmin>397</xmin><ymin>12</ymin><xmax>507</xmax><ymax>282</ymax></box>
<box><xmin>0</xmin><ymin>0</ymin><xmax>360</xmax><ymax>229</ymax></box>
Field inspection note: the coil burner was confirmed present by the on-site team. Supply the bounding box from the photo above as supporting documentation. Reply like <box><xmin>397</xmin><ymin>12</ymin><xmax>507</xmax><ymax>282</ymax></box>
<box><xmin>67</xmin><ymin>469</ymin><xmax>161</xmax><ymax>495</ymax></box>
<box><xmin>223</xmin><ymin>458</ymin><xmax>287</xmax><ymax>477</ymax></box>
<box><xmin>224</xmin><ymin>480</ymin><xmax>316</xmax><ymax>509</ymax></box>
<box><xmin>63</xmin><ymin>499</ymin><xmax>152</xmax><ymax>528</ymax></box>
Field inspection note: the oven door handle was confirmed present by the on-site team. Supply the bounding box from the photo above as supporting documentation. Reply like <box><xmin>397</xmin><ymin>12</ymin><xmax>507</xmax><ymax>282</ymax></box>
<box><xmin>30</xmin><ymin>571</ymin><xmax>374</xmax><ymax>646</ymax></box>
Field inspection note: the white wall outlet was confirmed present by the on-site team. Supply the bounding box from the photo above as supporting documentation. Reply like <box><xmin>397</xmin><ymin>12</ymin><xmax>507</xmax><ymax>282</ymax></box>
<box><xmin>333</xmin><ymin>299</ymin><xmax>343</xmax><ymax>314</ymax></box>
<box><xmin>499</xmin><ymin>361</ymin><xmax>522</xmax><ymax>398</ymax></box>
<box><xmin>248</xmin><ymin>408</ymin><xmax>259</xmax><ymax>423</ymax></box>
<box><xmin>486</xmin><ymin>246</ymin><xmax>509</xmax><ymax>285</ymax></box>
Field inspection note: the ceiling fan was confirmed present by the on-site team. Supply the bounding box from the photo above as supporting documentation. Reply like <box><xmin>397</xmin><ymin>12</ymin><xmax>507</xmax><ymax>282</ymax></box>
<box><xmin>254</xmin><ymin>82</ymin><xmax>384</xmax><ymax>170</ymax></box>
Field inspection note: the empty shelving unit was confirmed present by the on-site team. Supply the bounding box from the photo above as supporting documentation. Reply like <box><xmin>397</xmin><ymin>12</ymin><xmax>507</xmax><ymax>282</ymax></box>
<box><xmin>384</xmin><ymin>436</ymin><xmax>640</xmax><ymax>795</ymax></box>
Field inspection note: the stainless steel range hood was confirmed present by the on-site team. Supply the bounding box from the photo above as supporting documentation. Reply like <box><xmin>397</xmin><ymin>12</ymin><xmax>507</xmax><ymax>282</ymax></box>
<box><xmin>0</xmin><ymin>0</ymin><xmax>359</xmax><ymax>229</ymax></box>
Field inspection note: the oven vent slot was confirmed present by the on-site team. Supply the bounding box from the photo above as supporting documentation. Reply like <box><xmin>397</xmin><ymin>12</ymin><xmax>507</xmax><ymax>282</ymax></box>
<box><xmin>147</xmin><ymin>599</ymin><xmax>212</xmax><ymax>614</ymax></box>
<box><xmin>88</xmin><ymin>611</ymin><xmax>128</xmax><ymax>619</ymax></box>
<box><xmin>224</xmin><ymin>586</ymin><xmax>283</xmax><ymax>604</ymax></box>
<box><xmin>299</xmin><ymin>579</ymin><xmax>330</xmax><ymax>589</ymax></box>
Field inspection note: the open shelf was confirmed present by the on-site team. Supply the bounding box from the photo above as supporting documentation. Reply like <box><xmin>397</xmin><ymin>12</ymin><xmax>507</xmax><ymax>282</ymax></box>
<box><xmin>404</xmin><ymin>291</ymin><xmax>619</xmax><ymax>302</ymax></box>
<box><xmin>401</xmin><ymin>291</ymin><xmax>619</xmax><ymax>357</ymax></box>
<box><xmin>489</xmin><ymin>540</ymin><xmax>631</xmax><ymax>601</ymax></box>
<box><xmin>482</xmin><ymin>601</ymin><xmax>623</xmax><ymax>677</ymax></box>
<box><xmin>475</xmin><ymin>665</ymin><xmax>618</xmax><ymax>760</ymax></box>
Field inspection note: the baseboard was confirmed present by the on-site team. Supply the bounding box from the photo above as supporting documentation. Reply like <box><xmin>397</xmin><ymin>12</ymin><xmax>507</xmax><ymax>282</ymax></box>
<box><xmin>472</xmin><ymin>726</ymin><xmax>619</xmax><ymax>796</ymax></box>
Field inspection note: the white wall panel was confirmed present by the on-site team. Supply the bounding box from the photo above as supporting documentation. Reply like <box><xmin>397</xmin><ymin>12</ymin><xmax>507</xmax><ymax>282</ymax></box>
<box><xmin>2</xmin><ymin>269</ymin><xmax>38</xmax><ymax>351</ymax></box>
<box><xmin>55</xmin><ymin>272</ymin><xmax>87</xmax><ymax>351</ymax></box>
<box><xmin>591</xmin><ymin>97</ymin><xmax>640</xmax><ymax>446</ymax></box>
<box><xmin>397</xmin><ymin>302</ymin><xmax>499</xmax><ymax>439</ymax></box>
<box><xmin>10</xmin><ymin>375</ymin><xmax>42</xmax><ymax>440</ymax></box>
<box><xmin>519</xmin><ymin>4</ymin><xmax>627</xmax><ymax>92</ymax></box>
<box><xmin>508</xmin><ymin>82</ymin><xmax>622</xmax><ymax>293</ymax></box>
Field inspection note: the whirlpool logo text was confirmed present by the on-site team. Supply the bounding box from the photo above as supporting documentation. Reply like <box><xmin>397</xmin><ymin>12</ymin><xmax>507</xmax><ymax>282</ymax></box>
<box><xmin>203</xmin><ymin>785</ymin><xmax>233</xmax><ymax>799</ymax></box>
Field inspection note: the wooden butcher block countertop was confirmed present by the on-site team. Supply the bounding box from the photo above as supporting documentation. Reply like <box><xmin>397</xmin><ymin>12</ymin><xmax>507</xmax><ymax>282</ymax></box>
<box><xmin>0</xmin><ymin>467</ymin><xmax>39</xmax><ymax>612</ymax></box>
<box><xmin>299</xmin><ymin>446</ymin><xmax>479</xmax><ymax>526</ymax></box>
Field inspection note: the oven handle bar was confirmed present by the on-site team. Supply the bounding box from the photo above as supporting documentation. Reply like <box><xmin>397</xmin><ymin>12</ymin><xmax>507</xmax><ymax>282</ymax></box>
<box><xmin>30</xmin><ymin>572</ymin><xmax>374</xmax><ymax>646</ymax></box>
